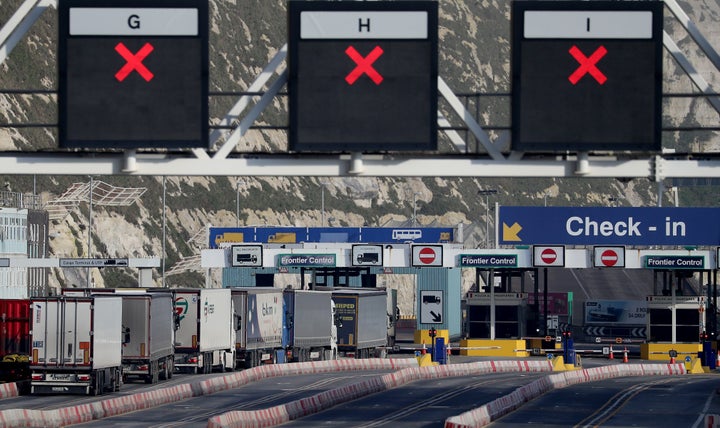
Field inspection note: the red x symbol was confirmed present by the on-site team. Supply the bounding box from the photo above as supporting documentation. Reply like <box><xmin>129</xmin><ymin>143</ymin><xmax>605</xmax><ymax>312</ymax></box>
<box><xmin>115</xmin><ymin>42</ymin><xmax>154</xmax><ymax>82</ymax></box>
<box><xmin>568</xmin><ymin>45</ymin><xmax>607</xmax><ymax>85</ymax></box>
<box><xmin>345</xmin><ymin>45</ymin><xmax>384</xmax><ymax>85</ymax></box>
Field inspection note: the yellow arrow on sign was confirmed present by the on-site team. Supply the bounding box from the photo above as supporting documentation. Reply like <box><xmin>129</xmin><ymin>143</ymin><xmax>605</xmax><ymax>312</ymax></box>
<box><xmin>503</xmin><ymin>222</ymin><xmax>523</xmax><ymax>241</ymax></box>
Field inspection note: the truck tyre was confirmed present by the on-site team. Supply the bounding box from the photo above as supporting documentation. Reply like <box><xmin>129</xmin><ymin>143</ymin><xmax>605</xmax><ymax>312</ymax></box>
<box><xmin>92</xmin><ymin>372</ymin><xmax>102</xmax><ymax>396</ymax></box>
<box><xmin>159</xmin><ymin>360</ymin><xmax>167</xmax><ymax>380</ymax></box>
<box><xmin>167</xmin><ymin>360</ymin><xmax>173</xmax><ymax>379</ymax></box>
<box><xmin>203</xmin><ymin>354</ymin><xmax>212</xmax><ymax>374</ymax></box>
<box><xmin>114</xmin><ymin>368</ymin><xmax>121</xmax><ymax>391</ymax></box>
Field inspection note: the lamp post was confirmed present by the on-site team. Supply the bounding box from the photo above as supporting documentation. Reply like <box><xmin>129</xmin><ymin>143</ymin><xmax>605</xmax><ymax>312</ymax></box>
<box><xmin>87</xmin><ymin>176</ymin><xmax>93</xmax><ymax>287</ymax></box>
<box><xmin>235</xmin><ymin>179</ymin><xmax>244</xmax><ymax>228</ymax></box>
<box><xmin>412</xmin><ymin>192</ymin><xmax>420</xmax><ymax>227</ymax></box>
<box><xmin>321</xmin><ymin>181</ymin><xmax>329</xmax><ymax>227</ymax></box>
<box><xmin>478</xmin><ymin>189</ymin><xmax>497</xmax><ymax>248</ymax></box>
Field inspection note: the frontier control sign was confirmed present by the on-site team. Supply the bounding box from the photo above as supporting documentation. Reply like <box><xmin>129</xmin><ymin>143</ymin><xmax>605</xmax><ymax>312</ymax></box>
<box><xmin>644</xmin><ymin>255</ymin><xmax>705</xmax><ymax>270</ymax></box>
<box><xmin>278</xmin><ymin>254</ymin><xmax>337</xmax><ymax>267</ymax></box>
<box><xmin>459</xmin><ymin>254</ymin><xmax>518</xmax><ymax>268</ymax></box>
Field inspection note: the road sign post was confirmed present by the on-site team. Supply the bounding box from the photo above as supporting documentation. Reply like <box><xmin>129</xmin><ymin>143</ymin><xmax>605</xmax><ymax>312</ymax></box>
<box><xmin>58</xmin><ymin>0</ymin><xmax>208</xmax><ymax>149</ymax></box>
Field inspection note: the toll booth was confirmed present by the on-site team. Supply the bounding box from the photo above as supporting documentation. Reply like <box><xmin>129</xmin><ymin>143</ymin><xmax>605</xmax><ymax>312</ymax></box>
<box><xmin>646</xmin><ymin>295</ymin><xmax>705</xmax><ymax>342</ymax></box>
<box><xmin>464</xmin><ymin>292</ymin><xmax>528</xmax><ymax>339</ymax></box>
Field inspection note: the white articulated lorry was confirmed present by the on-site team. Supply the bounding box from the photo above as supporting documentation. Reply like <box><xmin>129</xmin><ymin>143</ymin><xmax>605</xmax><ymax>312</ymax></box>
<box><xmin>284</xmin><ymin>289</ymin><xmax>337</xmax><ymax>362</ymax></box>
<box><xmin>231</xmin><ymin>288</ymin><xmax>284</xmax><ymax>368</ymax></box>
<box><xmin>172</xmin><ymin>288</ymin><xmax>234</xmax><ymax>374</ymax></box>
<box><xmin>120</xmin><ymin>292</ymin><xmax>175</xmax><ymax>384</ymax></box>
<box><xmin>29</xmin><ymin>296</ymin><xmax>123</xmax><ymax>395</ymax></box>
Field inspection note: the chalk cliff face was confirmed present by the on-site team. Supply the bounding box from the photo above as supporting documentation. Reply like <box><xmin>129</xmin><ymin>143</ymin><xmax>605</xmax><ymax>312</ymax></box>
<box><xmin>0</xmin><ymin>1</ymin><xmax>717</xmax><ymax>294</ymax></box>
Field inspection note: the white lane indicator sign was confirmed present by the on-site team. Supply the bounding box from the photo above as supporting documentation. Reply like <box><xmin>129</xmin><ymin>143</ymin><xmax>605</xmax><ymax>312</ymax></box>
<box><xmin>594</xmin><ymin>246</ymin><xmax>625</xmax><ymax>268</ymax></box>
<box><xmin>420</xmin><ymin>290</ymin><xmax>443</xmax><ymax>324</ymax></box>
<box><xmin>533</xmin><ymin>246</ymin><xmax>565</xmax><ymax>267</ymax></box>
<box><xmin>412</xmin><ymin>245</ymin><xmax>443</xmax><ymax>267</ymax></box>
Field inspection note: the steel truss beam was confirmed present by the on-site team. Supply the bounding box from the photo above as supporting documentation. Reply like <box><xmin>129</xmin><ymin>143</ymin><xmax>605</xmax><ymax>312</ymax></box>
<box><xmin>0</xmin><ymin>1</ymin><xmax>717</xmax><ymax>179</ymax></box>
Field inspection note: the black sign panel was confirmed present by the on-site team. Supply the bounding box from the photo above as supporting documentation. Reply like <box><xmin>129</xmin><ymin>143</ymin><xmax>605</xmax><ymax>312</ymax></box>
<box><xmin>58</xmin><ymin>0</ymin><xmax>208</xmax><ymax>149</ymax></box>
<box><xmin>288</xmin><ymin>1</ymin><xmax>438</xmax><ymax>152</ymax></box>
<box><xmin>511</xmin><ymin>1</ymin><xmax>663</xmax><ymax>152</ymax></box>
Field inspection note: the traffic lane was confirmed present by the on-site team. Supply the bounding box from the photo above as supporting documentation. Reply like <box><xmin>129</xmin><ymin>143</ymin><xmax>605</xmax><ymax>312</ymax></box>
<box><xmin>74</xmin><ymin>370</ymin><xmax>395</xmax><ymax>427</ymax></box>
<box><xmin>0</xmin><ymin>372</ymin><xmax>207</xmax><ymax>411</ymax></box>
<box><xmin>283</xmin><ymin>372</ymin><xmax>550</xmax><ymax>428</ymax></box>
<box><xmin>489</xmin><ymin>374</ymin><xmax>720</xmax><ymax>428</ymax></box>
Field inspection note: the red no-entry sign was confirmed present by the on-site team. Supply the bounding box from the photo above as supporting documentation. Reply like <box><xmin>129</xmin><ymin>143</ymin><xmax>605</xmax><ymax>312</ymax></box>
<box><xmin>533</xmin><ymin>245</ymin><xmax>565</xmax><ymax>267</ymax></box>
<box><xmin>541</xmin><ymin>248</ymin><xmax>557</xmax><ymax>264</ymax></box>
<box><xmin>412</xmin><ymin>245</ymin><xmax>443</xmax><ymax>267</ymax></box>
<box><xmin>594</xmin><ymin>246</ymin><xmax>625</xmax><ymax>268</ymax></box>
<box><xmin>418</xmin><ymin>247</ymin><xmax>436</xmax><ymax>264</ymax></box>
<box><xmin>600</xmin><ymin>249</ymin><xmax>618</xmax><ymax>267</ymax></box>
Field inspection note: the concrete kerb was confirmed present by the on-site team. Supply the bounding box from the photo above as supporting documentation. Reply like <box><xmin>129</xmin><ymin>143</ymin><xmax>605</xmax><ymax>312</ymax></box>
<box><xmin>0</xmin><ymin>359</ymin><xmax>419</xmax><ymax>427</ymax></box>
<box><xmin>443</xmin><ymin>363</ymin><xmax>688</xmax><ymax>428</ymax></box>
<box><xmin>206</xmin><ymin>360</ymin><xmax>557</xmax><ymax>428</ymax></box>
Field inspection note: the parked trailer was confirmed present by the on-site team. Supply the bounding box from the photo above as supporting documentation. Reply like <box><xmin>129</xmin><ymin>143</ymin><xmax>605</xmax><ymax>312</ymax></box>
<box><xmin>0</xmin><ymin>299</ymin><xmax>30</xmax><ymax>384</ymax></box>
<box><xmin>59</xmin><ymin>288</ymin><xmax>176</xmax><ymax>383</ymax></box>
<box><xmin>171</xmin><ymin>288</ymin><xmax>234</xmax><ymax>374</ymax></box>
<box><xmin>284</xmin><ymin>289</ymin><xmax>337</xmax><ymax>362</ymax></box>
<box><xmin>231</xmin><ymin>288</ymin><xmax>284</xmax><ymax>368</ymax></box>
<box><xmin>328</xmin><ymin>288</ymin><xmax>388</xmax><ymax>358</ymax></box>
<box><xmin>121</xmin><ymin>293</ymin><xmax>175</xmax><ymax>384</ymax></box>
<box><xmin>30</xmin><ymin>296</ymin><xmax>123</xmax><ymax>395</ymax></box>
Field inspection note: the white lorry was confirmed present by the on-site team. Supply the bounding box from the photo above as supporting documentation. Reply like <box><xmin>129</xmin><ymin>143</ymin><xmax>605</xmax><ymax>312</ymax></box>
<box><xmin>120</xmin><ymin>292</ymin><xmax>176</xmax><ymax>384</ymax></box>
<box><xmin>284</xmin><ymin>289</ymin><xmax>337</xmax><ymax>362</ymax></box>
<box><xmin>172</xmin><ymin>288</ymin><xmax>235</xmax><ymax>374</ymax></box>
<box><xmin>231</xmin><ymin>288</ymin><xmax>284</xmax><ymax>368</ymax></box>
<box><xmin>29</xmin><ymin>296</ymin><xmax>123</xmax><ymax>395</ymax></box>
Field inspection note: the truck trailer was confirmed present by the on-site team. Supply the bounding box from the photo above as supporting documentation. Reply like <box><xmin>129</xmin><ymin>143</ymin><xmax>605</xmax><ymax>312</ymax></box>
<box><xmin>284</xmin><ymin>289</ymin><xmax>337</xmax><ymax>362</ymax></box>
<box><xmin>171</xmin><ymin>288</ymin><xmax>234</xmax><ymax>374</ymax></box>
<box><xmin>231</xmin><ymin>288</ymin><xmax>284</xmax><ymax>368</ymax></box>
<box><xmin>328</xmin><ymin>288</ymin><xmax>388</xmax><ymax>358</ymax></box>
<box><xmin>0</xmin><ymin>299</ymin><xmax>30</xmax><ymax>384</ymax></box>
<box><xmin>120</xmin><ymin>293</ymin><xmax>175</xmax><ymax>384</ymax></box>
<box><xmin>29</xmin><ymin>296</ymin><xmax>123</xmax><ymax>395</ymax></box>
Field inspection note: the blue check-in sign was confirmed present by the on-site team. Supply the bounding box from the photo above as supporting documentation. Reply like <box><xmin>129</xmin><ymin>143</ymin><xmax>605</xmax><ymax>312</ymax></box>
<box><xmin>459</xmin><ymin>254</ymin><xmax>518</xmax><ymax>268</ymax></box>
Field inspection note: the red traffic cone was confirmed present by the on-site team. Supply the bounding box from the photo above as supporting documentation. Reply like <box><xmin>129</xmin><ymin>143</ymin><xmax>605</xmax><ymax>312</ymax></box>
<box><xmin>670</xmin><ymin>355</ymin><xmax>676</xmax><ymax>364</ymax></box>
<box><xmin>421</xmin><ymin>340</ymin><xmax>426</xmax><ymax>355</ymax></box>
<box><xmin>608</xmin><ymin>345</ymin><xmax>614</xmax><ymax>360</ymax></box>
<box><xmin>716</xmin><ymin>350</ymin><xmax>720</xmax><ymax>367</ymax></box>
<box><xmin>623</xmin><ymin>347</ymin><xmax>629</xmax><ymax>363</ymax></box>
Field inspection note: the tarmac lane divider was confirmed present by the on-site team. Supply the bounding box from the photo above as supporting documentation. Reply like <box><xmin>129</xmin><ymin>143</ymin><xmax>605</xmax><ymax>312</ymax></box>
<box><xmin>207</xmin><ymin>360</ymin><xmax>556</xmax><ymax>428</ymax></box>
<box><xmin>0</xmin><ymin>359</ymin><xmax>418</xmax><ymax>427</ymax></box>
<box><xmin>443</xmin><ymin>363</ymin><xmax>688</xmax><ymax>428</ymax></box>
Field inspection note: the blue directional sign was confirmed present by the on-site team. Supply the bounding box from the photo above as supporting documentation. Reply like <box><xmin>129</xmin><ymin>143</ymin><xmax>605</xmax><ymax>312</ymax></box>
<box><xmin>208</xmin><ymin>226</ymin><xmax>454</xmax><ymax>248</ymax></box>
<box><xmin>499</xmin><ymin>207</ymin><xmax>720</xmax><ymax>246</ymax></box>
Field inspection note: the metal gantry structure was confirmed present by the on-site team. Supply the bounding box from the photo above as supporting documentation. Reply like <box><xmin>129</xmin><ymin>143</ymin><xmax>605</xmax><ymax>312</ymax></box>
<box><xmin>0</xmin><ymin>0</ymin><xmax>717</xmax><ymax>180</ymax></box>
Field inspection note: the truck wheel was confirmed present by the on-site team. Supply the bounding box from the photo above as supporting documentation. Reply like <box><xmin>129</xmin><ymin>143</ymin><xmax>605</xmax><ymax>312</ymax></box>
<box><xmin>167</xmin><ymin>360</ymin><xmax>173</xmax><ymax>379</ymax></box>
<box><xmin>114</xmin><ymin>369</ymin><xmax>121</xmax><ymax>392</ymax></box>
<box><xmin>92</xmin><ymin>373</ymin><xmax>102</xmax><ymax>396</ymax></box>
<box><xmin>159</xmin><ymin>360</ymin><xmax>168</xmax><ymax>380</ymax></box>
<box><xmin>203</xmin><ymin>355</ymin><xmax>212</xmax><ymax>374</ymax></box>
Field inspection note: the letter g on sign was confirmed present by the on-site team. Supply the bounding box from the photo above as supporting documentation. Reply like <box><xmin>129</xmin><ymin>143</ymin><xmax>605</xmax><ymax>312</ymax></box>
<box><xmin>128</xmin><ymin>14</ymin><xmax>140</xmax><ymax>29</ymax></box>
